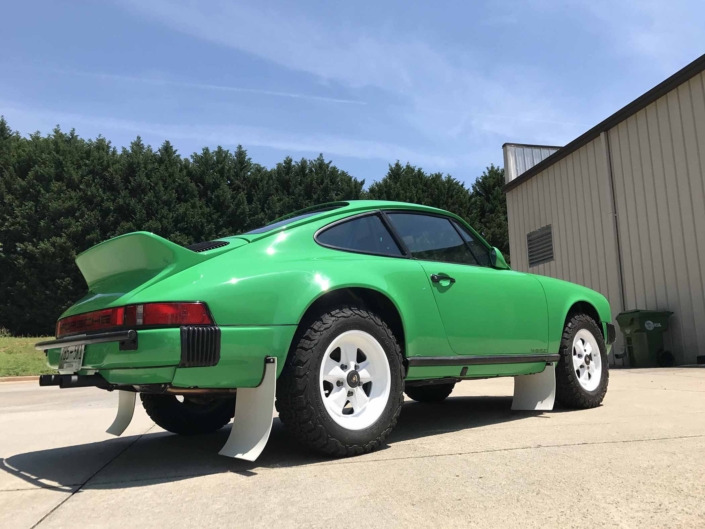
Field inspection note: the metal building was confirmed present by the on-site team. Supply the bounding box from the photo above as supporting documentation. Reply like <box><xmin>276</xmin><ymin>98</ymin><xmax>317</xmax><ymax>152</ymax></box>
<box><xmin>503</xmin><ymin>54</ymin><xmax>705</xmax><ymax>366</ymax></box>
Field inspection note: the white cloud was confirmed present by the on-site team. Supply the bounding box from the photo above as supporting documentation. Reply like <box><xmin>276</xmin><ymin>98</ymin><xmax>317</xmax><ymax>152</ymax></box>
<box><xmin>116</xmin><ymin>0</ymin><xmax>586</xmax><ymax>147</ymax></box>
<box><xmin>50</xmin><ymin>68</ymin><xmax>366</xmax><ymax>105</ymax></box>
<box><xmin>576</xmin><ymin>0</ymin><xmax>704</xmax><ymax>74</ymax></box>
<box><xmin>1</xmin><ymin>103</ymin><xmax>458</xmax><ymax>168</ymax></box>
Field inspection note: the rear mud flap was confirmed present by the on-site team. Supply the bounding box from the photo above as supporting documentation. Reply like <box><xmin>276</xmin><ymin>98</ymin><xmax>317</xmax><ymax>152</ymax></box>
<box><xmin>106</xmin><ymin>390</ymin><xmax>136</xmax><ymax>436</ymax></box>
<box><xmin>219</xmin><ymin>357</ymin><xmax>277</xmax><ymax>462</ymax></box>
<box><xmin>512</xmin><ymin>362</ymin><xmax>555</xmax><ymax>411</ymax></box>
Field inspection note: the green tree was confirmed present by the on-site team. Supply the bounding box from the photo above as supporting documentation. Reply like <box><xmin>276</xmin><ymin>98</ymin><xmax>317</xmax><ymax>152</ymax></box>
<box><xmin>0</xmin><ymin>118</ymin><xmax>508</xmax><ymax>336</ymax></box>
<box><xmin>0</xmin><ymin>119</ymin><xmax>367</xmax><ymax>335</ymax></box>
<box><xmin>467</xmin><ymin>165</ymin><xmax>509</xmax><ymax>261</ymax></box>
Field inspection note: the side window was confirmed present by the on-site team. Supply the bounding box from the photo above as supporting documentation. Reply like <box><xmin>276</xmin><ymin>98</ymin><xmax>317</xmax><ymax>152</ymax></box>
<box><xmin>316</xmin><ymin>215</ymin><xmax>403</xmax><ymax>257</ymax></box>
<box><xmin>453</xmin><ymin>221</ymin><xmax>491</xmax><ymax>267</ymax></box>
<box><xmin>386</xmin><ymin>213</ymin><xmax>477</xmax><ymax>265</ymax></box>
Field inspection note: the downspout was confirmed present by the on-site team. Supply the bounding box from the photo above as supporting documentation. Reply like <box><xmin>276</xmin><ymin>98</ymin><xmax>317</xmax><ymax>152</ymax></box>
<box><xmin>600</xmin><ymin>131</ymin><xmax>627</xmax><ymax>364</ymax></box>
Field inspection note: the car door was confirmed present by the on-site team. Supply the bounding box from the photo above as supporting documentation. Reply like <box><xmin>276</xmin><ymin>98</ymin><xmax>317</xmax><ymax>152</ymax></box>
<box><xmin>385</xmin><ymin>212</ymin><xmax>549</xmax><ymax>357</ymax></box>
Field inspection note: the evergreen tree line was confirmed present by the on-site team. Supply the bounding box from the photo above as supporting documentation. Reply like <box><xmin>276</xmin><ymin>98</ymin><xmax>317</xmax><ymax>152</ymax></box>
<box><xmin>0</xmin><ymin>118</ymin><xmax>508</xmax><ymax>336</ymax></box>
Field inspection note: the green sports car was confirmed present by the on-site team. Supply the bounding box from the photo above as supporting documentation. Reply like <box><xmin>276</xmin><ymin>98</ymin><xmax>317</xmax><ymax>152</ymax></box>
<box><xmin>36</xmin><ymin>200</ymin><xmax>615</xmax><ymax>461</ymax></box>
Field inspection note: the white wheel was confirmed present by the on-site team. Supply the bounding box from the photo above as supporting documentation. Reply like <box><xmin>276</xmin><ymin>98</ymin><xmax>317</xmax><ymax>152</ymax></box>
<box><xmin>572</xmin><ymin>328</ymin><xmax>602</xmax><ymax>392</ymax></box>
<box><xmin>319</xmin><ymin>330</ymin><xmax>391</xmax><ymax>431</ymax></box>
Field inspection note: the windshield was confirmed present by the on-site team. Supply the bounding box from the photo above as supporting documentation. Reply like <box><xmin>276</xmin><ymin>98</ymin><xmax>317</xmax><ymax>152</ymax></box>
<box><xmin>243</xmin><ymin>204</ymin><xmax>346</xmax><ymax>235</ymax></box>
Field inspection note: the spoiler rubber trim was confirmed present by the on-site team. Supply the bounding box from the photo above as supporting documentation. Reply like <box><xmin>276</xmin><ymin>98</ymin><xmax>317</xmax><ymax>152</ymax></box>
<box><xmin>35</xmin><ymin>330</ymin><xmax>136</xmax><ymax>351</ymax></box>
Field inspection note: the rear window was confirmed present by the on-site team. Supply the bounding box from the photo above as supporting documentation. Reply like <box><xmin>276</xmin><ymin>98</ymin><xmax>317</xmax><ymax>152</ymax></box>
<box><xmin>316</xmin><ymin>215</ymin><xmax>402</xmax><ymax>257</ymax></box>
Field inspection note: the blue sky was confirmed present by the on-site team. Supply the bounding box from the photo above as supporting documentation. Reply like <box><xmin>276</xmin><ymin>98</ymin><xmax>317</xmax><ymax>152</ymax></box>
<box><xmin>1</xmin><ymin>0</ymin><xmax>703</xmax><ymax>186</ymax></box>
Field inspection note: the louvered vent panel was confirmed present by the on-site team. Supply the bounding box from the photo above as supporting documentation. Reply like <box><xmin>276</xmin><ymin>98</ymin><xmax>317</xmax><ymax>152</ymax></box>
<box><xmin>186</xmin><ymin>240</ymin><xmax>229</xmax><ymax>253</ymax></box>
<box><xmin>180</xmin><ymin>326</ymin><xmax>221</xmax><ymax>367</ymax></box>
<box><xmin>527</xmin><ymin>225</ymin><xmax>554</xmax><ymax>267</ymax></box>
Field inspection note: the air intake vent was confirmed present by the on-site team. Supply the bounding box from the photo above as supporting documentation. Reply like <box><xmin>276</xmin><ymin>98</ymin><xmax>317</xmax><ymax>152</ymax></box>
<box><xmin>527</xmin><ymin>225</ymin><xmax>554</xmax><ymax>267</ymax></box>
<box><xmin>180</xmin><ymin>326</ymin><xmax>221</xmax><ymax>367</ymax></box>
<box><xmin>186</xmin><ymin>240</ymin><xmax>229</xmax><ymax>253</ymax></box>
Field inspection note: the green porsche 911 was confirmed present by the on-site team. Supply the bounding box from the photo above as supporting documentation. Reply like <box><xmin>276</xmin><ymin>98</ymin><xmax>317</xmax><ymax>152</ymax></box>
<box><xmin>36</xmin><ymin>200</ymin><xmax>614</xmax><ymax>461</ymax></box>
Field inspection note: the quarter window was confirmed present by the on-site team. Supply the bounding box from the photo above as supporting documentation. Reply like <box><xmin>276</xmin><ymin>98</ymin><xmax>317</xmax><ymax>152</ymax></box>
<box><xmin>452</xmin><ymin>221</ymin><xmax>491</xmax><ymax>266</ymax></box>
<box><xmin>316</xmin><ymin>215</ymin><xmax>403</xmax><ymax>257</ymax></box>
<box><xmin>386</xmin><ymin>213</ymin><xmax>477</xmax><ymax>265</ymax></box>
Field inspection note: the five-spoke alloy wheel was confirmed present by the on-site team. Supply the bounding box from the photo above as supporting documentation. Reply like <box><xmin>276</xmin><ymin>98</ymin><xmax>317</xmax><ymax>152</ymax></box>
<box><xmin>319</xmin><ymin>330</ymin><xmax>391</xmax><ymax>430</ymax></box>
<box><xmin>556</xmin><ymin>313</ymin><xmax>609</xmax><ymax>409</ymax></box>
<box><xmin>276</xmin><ymin>307</ymin><xmax>404</xmax><ymax>457</ymax></box>
<box><xmin>572</xmin><ymin>329</ymin><xmax>602</xmax><ymax>392</ymax></box>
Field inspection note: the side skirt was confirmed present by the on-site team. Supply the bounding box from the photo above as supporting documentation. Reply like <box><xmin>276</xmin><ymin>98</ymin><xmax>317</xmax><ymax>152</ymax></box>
<box><xmin>219</xmin><ymin>357</ymin><xmax>277</xmax><ymax>462</ymax></box>
<box><xmin>406</xmin><ymin>353</ymin><xmax>560</xmax><ymax>367</ymax></box>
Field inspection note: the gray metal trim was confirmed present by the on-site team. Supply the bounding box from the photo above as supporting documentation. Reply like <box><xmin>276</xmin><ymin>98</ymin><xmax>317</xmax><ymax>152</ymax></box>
<box><xmin>502</xmin><ymin>142</ymin><xmax>563</xmax><ymax>150</ymax></box>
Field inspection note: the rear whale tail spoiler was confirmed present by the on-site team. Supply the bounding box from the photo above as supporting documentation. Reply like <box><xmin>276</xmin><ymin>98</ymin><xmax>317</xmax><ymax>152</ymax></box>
<box><xmin>61</xmin><ymin>231</ymin><xmax>245</xmax><ymax>317</ymax></box>
<box><xmin>76</xmin><ymin>231</ymin><xmax>206</xmax><ymax>293</ymax></box>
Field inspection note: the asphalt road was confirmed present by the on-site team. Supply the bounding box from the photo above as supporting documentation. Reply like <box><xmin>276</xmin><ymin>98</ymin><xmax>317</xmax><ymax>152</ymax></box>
<box><xmin>1</xmin><ymin>368</ymin><xmax>704</xmax><ymax>528</ymax></box>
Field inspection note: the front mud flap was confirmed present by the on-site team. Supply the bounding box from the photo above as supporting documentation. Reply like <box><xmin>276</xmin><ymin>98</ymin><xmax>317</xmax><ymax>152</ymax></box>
<box><xmin>106</xmin><ymin>390</ymin><xmax>136</xmax><ymax>436</ymax></box>
<box><xmin>512</xmin><ymin>362</ymin><xmax>555</xmax><ymax>411</ymax></box>
<box><xmin>219</xmin><ymin>357</ymin><xmax>276</xmax><ymax>462</ymax></box>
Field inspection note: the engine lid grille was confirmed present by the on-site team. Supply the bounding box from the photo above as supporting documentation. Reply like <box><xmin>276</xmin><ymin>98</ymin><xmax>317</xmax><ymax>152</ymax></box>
<box><xmin>186</xmin><ymin>240</ymin><xmax>229</xmax><ymax>253</ymax></box>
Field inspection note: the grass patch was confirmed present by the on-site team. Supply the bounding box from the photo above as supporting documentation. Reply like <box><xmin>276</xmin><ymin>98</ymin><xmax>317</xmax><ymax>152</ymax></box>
<box><xmin>0</xmin><ymin>336</ymin><xmax>54</xmax><ymax>377</ymax></box>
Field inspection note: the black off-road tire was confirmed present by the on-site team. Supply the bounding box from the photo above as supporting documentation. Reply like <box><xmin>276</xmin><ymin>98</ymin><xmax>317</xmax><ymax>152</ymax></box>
<box><xmin>404</xmin><ymin>383</ymin><xmax>455</xmax><ymax>403</ymax></box>
<box><xmin>555</xmin><ymin>313</ymin><xmax>609</xmax><ymax>409</ymax></box>
<box><xmin>276</xmin><ymin>307</ymin><xmax>404</xmax><ymax>457</ymax></box>
<box><xmin>141</xmin><ymin>394</ymin><xmax>235</xmax><ymax>435</ymax></box>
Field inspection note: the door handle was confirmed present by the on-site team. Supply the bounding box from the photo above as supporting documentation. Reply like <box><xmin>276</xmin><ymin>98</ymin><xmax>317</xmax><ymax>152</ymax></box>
<box><xmin>431</xmin><ymin>273</ymin><xmax>456</xmax><ymax>284</ymax></box>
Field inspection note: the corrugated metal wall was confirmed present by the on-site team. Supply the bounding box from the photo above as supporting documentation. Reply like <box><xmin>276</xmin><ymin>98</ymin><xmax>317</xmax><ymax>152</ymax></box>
<box><xmin>607</xmin><ymin>71</ymin><xmax>705</xmax><ymax>364</ymax></box>
<box><xmin>506</xmin><ymin>71</ymin><xmax>705</xmax><ymax>365</ymax></box>
<box><xmin>506</xmin><ymin>138</ymin><xmax>626</xmax><ymax>365</ymax></box>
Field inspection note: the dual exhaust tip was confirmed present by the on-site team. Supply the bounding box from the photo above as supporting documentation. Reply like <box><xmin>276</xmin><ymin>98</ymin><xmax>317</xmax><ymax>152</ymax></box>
<box><xmin>39</xmin><ymin>374</ymin><xmax>109</xmax><ymax>389</ymax></box>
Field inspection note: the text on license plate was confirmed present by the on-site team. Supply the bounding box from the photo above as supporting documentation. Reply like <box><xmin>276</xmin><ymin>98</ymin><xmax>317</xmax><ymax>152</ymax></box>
<box><xmin>59</xmin><ymin>345</ymin><xmax>85</xmax><ymax>374</ymax></box>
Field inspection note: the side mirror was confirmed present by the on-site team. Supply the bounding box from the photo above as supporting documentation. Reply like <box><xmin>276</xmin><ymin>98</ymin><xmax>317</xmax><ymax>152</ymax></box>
<box><xmin>490</xmin><ymin>247</ymin><xmax>510</xmax><ymax>269</ymax></box>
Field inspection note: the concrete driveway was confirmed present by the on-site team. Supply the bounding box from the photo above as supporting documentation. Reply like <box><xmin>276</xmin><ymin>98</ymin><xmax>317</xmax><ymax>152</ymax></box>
<box><xmin>1</xmin><ymin>368</ymin><xmax>704</xmax><ymax>528</ymax></box>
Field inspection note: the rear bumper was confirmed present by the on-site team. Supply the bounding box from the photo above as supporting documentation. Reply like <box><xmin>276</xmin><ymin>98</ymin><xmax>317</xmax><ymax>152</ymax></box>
<box><xmin>43</xmin><ymin>325</ymin><xmax>296</xmax><ymax>389</ymax></box>
<box><xmin>36</xmin><ymin>330</ymin><xmax>137</xmax><ymax>351</ymax></box>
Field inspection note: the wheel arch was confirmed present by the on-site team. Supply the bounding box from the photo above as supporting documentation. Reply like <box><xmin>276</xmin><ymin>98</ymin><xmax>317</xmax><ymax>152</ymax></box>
<box><xmin>290</xmin><ymin>286</ymin><xmax>407</xmax><ymax>360</ymax></box>
<box><xmin>565</xmin><ymin>300</ymin><xmax>604</xmax><ymax>339</ymax></box>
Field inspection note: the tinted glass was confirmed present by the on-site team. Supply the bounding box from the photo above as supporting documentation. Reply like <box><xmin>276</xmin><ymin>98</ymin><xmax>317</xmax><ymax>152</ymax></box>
<box><xmin>387</xmin><ymin>213</ymin><xmax>477</xmax><ymax>265</ymax></box>
<box><xmin>317</xmin><ymin>215</ymin><xmax>402</xmax><ymax>256</ymax></box>
<box><xmin>453</xmin><ymin>221</ymin><xmax>491</xmax><ymax>266</ymax></box>
<box><xmin>245</xmin><ymin>206</ymin><xmax>342</xmax><ymax>234</ymax></box>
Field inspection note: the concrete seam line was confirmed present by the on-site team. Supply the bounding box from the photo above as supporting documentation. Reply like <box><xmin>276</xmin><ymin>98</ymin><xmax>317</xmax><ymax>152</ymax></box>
<box><xmin>74</xmin><ymin>433</ymin><xmax>705</xmax><ymax>487</ymax></box>
<box><xmin>315</xmin><ymin>433</ymin><xmax>705</xmax><ymax>468</ymax></box>
<box><xmin>0</xmin><ymin>486</ymin><xmax>79</xmax><ymax>493</ymax></box>
<box><xmin>30</xmin><ymin>425</ymin><xmax>155</xmax><ymax>529</ymax></box>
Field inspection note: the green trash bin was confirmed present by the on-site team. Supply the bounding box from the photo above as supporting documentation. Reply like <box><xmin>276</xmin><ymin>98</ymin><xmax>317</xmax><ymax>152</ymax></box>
<box><xmin>615</xmin><ymin>310</ymin><xmax>674</xmax><ymax>367</ymax></box>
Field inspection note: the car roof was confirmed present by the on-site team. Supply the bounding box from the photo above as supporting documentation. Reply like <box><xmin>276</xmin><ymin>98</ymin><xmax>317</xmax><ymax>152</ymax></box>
<box><xmin>226</xmin><ymin>200</ymin><xmax>464</xmax><ymax>242</ymax></box>
<box><xmin>333</xmin><ymin>200</ymin><xmax>452</xmax><ymax>215</ymax></box>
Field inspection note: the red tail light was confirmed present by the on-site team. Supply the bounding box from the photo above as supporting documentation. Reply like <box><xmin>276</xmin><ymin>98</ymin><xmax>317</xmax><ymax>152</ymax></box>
<box><xmin>56</xmin><ymin>303</ymin><xmax>213</xmax><ymax>337</ymax></box>
<box><xmin>124</xmin><ymin>303</ymin><xmax>213</xmax><ymax>326</ymax></box>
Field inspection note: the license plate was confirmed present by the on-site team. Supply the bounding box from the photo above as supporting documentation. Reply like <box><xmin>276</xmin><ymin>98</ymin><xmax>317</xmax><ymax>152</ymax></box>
<box><xmin>58</xmin><ymin>345</ymin><xmax>85</xmax><ymax>374</ymax></box>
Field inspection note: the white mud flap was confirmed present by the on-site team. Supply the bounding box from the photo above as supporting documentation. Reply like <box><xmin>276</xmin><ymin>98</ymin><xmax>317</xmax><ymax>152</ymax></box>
<box><xmin>512</xmin><ymin>362</ymin><xmax>556</xmax><ymax>411</ymax></box>
<box><xmin>219</xmin><ymin>357</ymin><xmax>277</xmax><ymax>462</ymax></box>
<box><xmin>106</xmin><ymin>390</ymin><xmax>136</xmax><ymax>436</ymax></box>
